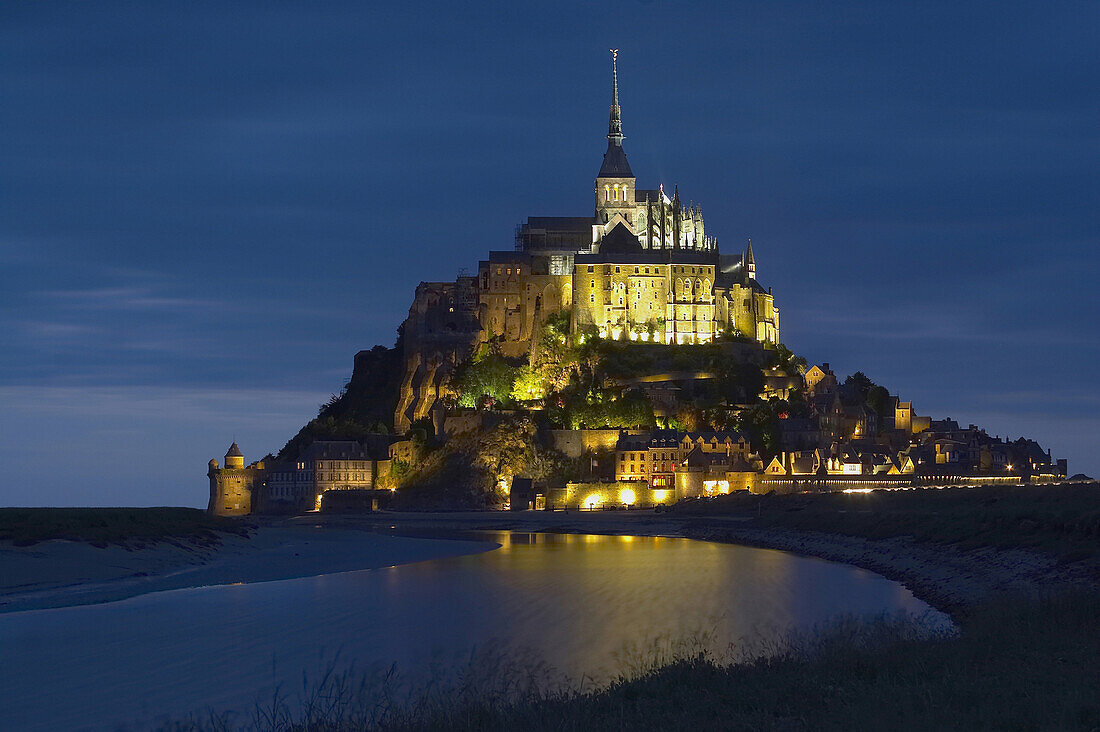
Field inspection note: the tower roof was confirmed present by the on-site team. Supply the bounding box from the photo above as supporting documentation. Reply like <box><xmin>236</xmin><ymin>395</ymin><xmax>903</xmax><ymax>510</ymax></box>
<box><xmin>598</xmin><ymin>222</ymin><xmax>643</xmax><ymax>254</ymax></box>
<box><xmin>225</xmin><ymin>442</ymin><xmax>243</xmax><ymax>458</ymax></box>
<box><xmin>598</xmin><ymin>143</ymin><xmax>634</xmax><ymax>178</ymax></box>
<box><xmin>745</xmin><ymin>238</ymin><xmax>755</xmax><ymax>266</ymax></box>
<box><xmin>597</xmin><ymin>49</ymin><xmax>634</xmax><ymax>179</ymax></box>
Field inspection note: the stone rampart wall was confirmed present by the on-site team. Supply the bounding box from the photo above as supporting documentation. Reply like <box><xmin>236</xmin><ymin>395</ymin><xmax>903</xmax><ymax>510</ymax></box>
<box><xmin>548</xmin><ymin>429</ymin><xmax>624</xmax><ymax>458</ymax></box>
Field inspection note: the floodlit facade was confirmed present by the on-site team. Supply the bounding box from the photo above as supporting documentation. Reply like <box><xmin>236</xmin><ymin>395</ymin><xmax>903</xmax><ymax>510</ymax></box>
<box><xmin>398</xmin><ymin>52</ymin><xmax>782</xmax><ymax>426</ymax></box>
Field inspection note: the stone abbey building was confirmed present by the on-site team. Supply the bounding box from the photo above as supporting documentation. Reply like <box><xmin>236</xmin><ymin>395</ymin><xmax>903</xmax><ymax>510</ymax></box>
<box><xmin>396</xmin><ymin>52</ymin><xmax>780</xmax><ymax>430</ymax></box>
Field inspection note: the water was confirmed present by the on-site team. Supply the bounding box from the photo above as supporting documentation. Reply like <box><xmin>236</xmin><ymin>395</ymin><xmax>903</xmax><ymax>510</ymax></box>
<box><xmin>0</xmin><ymin>533</ymin><xmax>947</xmax><ymax>730</ymax></box>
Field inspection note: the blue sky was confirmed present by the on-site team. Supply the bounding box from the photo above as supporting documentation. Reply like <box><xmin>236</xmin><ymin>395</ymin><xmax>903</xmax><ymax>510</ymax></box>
<box><xmin>2</xmin><ymin>1</ymin><xmax>1097</xmax><ymax>506</ymax></box>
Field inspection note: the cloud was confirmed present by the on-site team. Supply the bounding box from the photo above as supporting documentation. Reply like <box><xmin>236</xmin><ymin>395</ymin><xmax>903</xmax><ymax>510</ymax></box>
<box><xmin>37</xmin><ymin>286</ymin><xmax>226</xmax><ymax>312</ymax></box>
<box><xmin>0</xmin><ymin>385</ymin><xmax>327</xmax><ymax>426</ymax></box>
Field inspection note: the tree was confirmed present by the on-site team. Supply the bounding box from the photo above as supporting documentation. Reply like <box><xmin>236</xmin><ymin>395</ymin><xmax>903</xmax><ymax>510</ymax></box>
<box><xmin>451</xmin><ymin>345</ymin><xmax>521</xmax><ymax>408</ymax></box>
<box><xmin>511</xmin><ymin>364</ymin><xmax>548</xmax><ymax>401</ymax></box>
<box><xmin>844</xmin><ymin>371</ymin><xmax>875</xmax><ymax>399</ymax></box>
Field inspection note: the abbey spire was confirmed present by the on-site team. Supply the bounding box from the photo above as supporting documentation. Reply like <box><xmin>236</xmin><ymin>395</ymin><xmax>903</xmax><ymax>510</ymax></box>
<box><xmin>608</xmin><ymin>48</ymin><xmax>624</xmax><ymax>146</ymax></box>
<box><xmin>596</xmin><ymin>49</ymin><xmax>634</xmax><ymax>181</ymax></box>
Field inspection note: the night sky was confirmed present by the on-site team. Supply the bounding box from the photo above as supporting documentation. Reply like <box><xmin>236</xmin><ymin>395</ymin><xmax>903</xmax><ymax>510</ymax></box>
<box><xmin>2</xmin><ymin>1</ymin><xmax>1097</xmax><ymax>507</ymax></box>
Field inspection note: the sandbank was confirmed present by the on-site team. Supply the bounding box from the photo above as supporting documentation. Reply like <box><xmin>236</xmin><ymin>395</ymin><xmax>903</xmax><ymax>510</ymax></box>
<box><xmin>0</xmin><ymin>525</ymin><xmax>497</xmax><ymax>614</ymax></box>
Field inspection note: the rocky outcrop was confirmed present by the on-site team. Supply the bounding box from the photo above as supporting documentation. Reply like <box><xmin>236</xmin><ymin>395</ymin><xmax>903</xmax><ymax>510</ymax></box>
<box><xmin>394</xmin><ymin>278</ymin><xmax>483</xmax><ymax>432</ymax></box>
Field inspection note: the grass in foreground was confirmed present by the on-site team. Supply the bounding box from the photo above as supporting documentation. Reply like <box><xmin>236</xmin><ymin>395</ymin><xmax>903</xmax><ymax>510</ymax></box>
<box><xmin>167</xmin><ymin>591</ymin><xmax>1100</xmax><ymax>731</ymax></box>
<box><xmin>0</xmin><ymin>507</ymin><xmax>250</xmax><ymax>547</ymax></box>
<box><xmin>670</xmin><ymin>482</ymin><xmax>1100</xmax><ymax>561</ymax></box>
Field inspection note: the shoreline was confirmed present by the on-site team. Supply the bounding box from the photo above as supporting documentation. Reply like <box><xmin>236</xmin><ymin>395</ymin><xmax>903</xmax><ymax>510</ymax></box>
<box><xmin>0</xmin><ymin>525</ymin><xmax>497</xmax><ymax>614</ymax></box>
<box><xmin>2</xmin><ymin>507</ymin><xmax>1093</xmax><ymax>617</ymax></box>
<box><xmin>301</xmin><ymin>510</ymin><xmax>1097</xmax><ymax>617</ymax></box>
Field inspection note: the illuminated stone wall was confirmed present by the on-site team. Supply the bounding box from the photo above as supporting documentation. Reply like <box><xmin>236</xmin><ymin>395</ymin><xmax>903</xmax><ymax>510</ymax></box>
<box><xmin>571</xmin><ymin>259</ymin><xmax>721</xmax><ymax>344</ymax></box>
<box><xmin>548</xmin><ymin>428</ymin><xmax>624</xmax><ymax>458</ymax></box>
<box><xmin>714</xmin><ymin>281</ymin><xmax>779</xmax><ymax>342</ymax></box>
<box><xmin>207</xmin><ymin>462</ymin><xmax>260</xmax><ymax>516</ymax></box>
<box><xmin>549</xmin><ymin>481</ymin><xmax>677</xmax><ymax>509</ymax></box>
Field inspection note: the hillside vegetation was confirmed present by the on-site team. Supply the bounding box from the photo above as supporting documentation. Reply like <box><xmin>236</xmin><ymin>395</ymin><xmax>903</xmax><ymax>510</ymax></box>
<box><xmin>277</xmin><ymin>342</ymin><xmax>404</xmax><ymax>460</ymax></box>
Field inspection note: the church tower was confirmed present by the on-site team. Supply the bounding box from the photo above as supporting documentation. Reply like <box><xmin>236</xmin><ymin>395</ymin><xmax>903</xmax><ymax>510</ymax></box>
<box><xmin>595</xmin><ymin>49</ymin><xmax>636</xmax><ymax>228</ymax></box>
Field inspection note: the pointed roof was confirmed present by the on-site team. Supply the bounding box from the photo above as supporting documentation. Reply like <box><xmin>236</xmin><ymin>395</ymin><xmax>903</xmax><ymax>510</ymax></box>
<box><xmin>597</xmin><ymin>49</ymin><xmax>634</xmax><ymax>179</ymax></box>
<box><xmin>598</xmin><ymin>143</ymin><xmax>634</xmax><ymax>178</ymax></box>
<box><xmin>598</xmin><ymin>222</ymin><xmax>643</xmax><ymax>254</ymax></box>
<box><xmin>745</xmin><ymin>238</ymin><xmax>755</xmax><ymax>266</ymax></box>
<box><xmin>225</xmin><ymin>442</ymin><xmax>243</xmax><ymax>458</ymax></box>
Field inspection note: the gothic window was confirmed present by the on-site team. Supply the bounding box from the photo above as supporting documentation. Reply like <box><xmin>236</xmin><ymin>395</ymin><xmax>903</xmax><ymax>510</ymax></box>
<box><xmin>604</xmin><ymin>184</ymin><xmax>610</xmax><ymax>201</ymax></box>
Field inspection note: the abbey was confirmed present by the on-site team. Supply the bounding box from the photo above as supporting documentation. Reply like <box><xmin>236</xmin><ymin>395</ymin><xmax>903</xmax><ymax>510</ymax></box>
<box><xmin>396</xmin><ymin>52</ymin><xmax>779</xmax><ymax>430</ymax></box>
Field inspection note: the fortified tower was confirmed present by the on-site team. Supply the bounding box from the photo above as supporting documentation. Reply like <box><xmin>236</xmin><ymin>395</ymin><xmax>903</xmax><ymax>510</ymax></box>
<box><xmin>207</xmin><ymin>441</ymin><xmax>260</xmax><ymax>515</ymax></box>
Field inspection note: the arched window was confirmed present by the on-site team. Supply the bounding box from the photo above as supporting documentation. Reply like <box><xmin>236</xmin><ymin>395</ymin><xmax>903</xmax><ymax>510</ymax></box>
<box><xmin>604</xmin><ymin>184</ymin><xmax>610</xmax><ymax>201</ymax></box>
<box><xmin>695</xmin><ymin>279</ymin><xmax>703</xmax><ymax>299</ymax></box>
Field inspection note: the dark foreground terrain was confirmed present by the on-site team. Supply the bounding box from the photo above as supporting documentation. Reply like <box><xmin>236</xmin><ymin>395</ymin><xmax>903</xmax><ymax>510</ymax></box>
<box><xmin>672</xmin><ymin>481</ymin><xmax>1100</xmax><ymax>561</ymax></box>
<box><xmin>161</xmin><ymin>483</ymin><xmax>1100</xmax><ymax>731</ymax></box>
<box><xmin>0</xmin><ymin>507</ymin><xmax>249</xmax><ymax>547</ymax></box>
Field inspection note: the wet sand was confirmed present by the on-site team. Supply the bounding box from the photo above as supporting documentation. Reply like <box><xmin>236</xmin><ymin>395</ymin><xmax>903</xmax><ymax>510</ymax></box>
<box><xmin>0</xmin><ymin>526</ymin><xmax>496</xmax><ymax>613</ymax></box>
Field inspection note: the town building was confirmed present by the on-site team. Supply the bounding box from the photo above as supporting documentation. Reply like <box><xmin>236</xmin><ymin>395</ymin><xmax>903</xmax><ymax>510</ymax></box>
<box><xmin>207</xmin><ymin>439</ymin><xmax>392</xmax><ymax>516</ymax></box>
<box><xmin>615</xmin><ymin>429</ymin><xmax>759</xmax><ymax>495</ymax></box>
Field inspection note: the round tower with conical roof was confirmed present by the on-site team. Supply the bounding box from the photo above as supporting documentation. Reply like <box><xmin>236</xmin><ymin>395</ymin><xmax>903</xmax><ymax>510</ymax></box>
<box><xmin>225</xmin><ymin>441</ymin><xmax>245</xmax><ymax>469</ymax></box>
<box><xmin>207</xmin><ymin>441</ymin><xmax>257</xmax><ymax>515</ymax></box>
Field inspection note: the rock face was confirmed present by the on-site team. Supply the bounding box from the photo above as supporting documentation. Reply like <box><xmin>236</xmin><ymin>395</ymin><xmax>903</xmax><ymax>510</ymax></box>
<box><xmin>394</xmin><ymin>277</ymin><xmax>483</xmax><ymax>432</ymax></box>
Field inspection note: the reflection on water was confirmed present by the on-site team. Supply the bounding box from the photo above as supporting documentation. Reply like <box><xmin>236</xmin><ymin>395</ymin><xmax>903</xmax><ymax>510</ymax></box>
<box><xmin>0</xmin><ymin>533</ymin><xmax>947</xmax><ymax>731</ymax></box>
